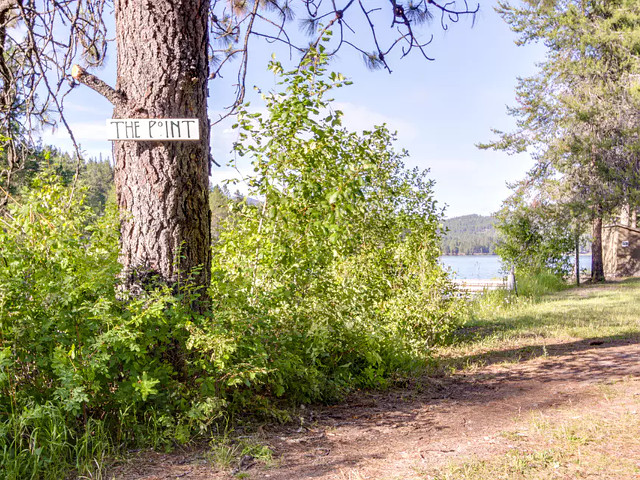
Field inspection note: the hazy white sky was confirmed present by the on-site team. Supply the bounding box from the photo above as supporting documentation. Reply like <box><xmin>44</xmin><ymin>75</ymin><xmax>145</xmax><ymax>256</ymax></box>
<box><xmin>41</xmin><ymin>1</ymin><xmax>546</xmax><ymax>218</ymax></box>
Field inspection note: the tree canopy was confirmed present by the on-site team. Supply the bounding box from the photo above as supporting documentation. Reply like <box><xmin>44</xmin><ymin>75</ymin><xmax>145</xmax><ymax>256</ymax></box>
<box><xmin>483</xmin><ymin>0</ymin><xmax>640</xmax><ymax>280</ymax></box>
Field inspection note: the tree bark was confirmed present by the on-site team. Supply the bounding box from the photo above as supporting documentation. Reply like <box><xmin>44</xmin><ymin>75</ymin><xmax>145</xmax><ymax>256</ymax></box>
<box><xmin>113</xmin><ymin>0</ymin><xmax>211</xmax><ymax>294</ymax></box>
<box><xmin>575</xmin><ymin>233</ymin><xmax>580</xmax><ymax>286</ymax></box>
<box><xmin>0</xmin><ymin>7</ymin><xmax>20</xmax><ymax>211</ymax></box>
<box><xmin>591</xmin><ymin>213</ymin><xmax>605</xmax><ymax>282</ymax></box>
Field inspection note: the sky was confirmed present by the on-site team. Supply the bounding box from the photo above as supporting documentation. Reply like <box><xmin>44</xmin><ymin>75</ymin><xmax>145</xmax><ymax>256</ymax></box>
<box><xmin>41</xmin><ymin>0</ymin><xmax>547</xmax><ymax>219</ymax></box>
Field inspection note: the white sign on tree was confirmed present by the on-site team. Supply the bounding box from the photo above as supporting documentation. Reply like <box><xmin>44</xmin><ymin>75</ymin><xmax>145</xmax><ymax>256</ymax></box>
<box><xmin>107</xmin><ymin>118</ymin><xmax>200</xmax><ymax>141</ymax></box>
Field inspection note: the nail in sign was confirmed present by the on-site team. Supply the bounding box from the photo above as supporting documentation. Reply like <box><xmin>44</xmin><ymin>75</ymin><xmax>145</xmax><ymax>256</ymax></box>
<box><xmin>107</xmin><ymin>119</ymin><xmax>200</xmax><ymax>141</ymax></box>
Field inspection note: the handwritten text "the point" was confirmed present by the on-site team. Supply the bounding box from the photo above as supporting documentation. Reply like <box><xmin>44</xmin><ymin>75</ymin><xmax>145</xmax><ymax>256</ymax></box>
<box><xmin>107</xmin><ymin>119</ymin><xmax>200</xmax><ymax>141</ymax></box>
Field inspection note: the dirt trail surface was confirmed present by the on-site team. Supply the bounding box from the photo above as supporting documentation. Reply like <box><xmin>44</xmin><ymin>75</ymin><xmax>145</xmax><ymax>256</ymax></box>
<box><xmin>111</xmin><ymin>335</ymin><xmax>640</xmax><ymax>480</ymax></box>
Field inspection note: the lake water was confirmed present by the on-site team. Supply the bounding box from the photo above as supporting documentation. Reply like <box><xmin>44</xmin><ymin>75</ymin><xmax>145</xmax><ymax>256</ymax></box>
<box><xmin>440</xmin><ymin>255</ymin><xmax>593</xmax><ymax>279</ymax></box>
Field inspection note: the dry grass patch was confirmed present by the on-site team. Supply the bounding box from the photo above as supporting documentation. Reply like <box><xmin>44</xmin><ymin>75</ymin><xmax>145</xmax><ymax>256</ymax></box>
<box><xmin>430</xmin><ymin>378</ymin><xmax>640</xmax><ymax>480</ymax></box>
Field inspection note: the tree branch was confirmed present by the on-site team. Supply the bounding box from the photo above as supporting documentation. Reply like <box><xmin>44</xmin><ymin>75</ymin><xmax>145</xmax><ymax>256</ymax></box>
<box><xmin>71</xmin><ymin>64</ymin><xmax>126</xmax><ymax>106</ymax></box>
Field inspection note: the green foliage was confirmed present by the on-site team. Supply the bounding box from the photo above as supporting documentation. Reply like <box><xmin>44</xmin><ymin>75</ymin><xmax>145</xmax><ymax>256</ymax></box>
<box><xmin>0</xmin><ymin>175</ymin><xmax>121</xmax><ymax>477</ymax></box>
<box><xmin>0</xmin><ymin>175</ymin><xmax>226</xmax><ymax>477</ymax></box>
<box><xmin>441</xmin><ymin>214</ymin><xmax>498</xmax><ymax>255</ymax></box>
<box><xmin>495</xmin><ymin>194</ymin><xmax>574</xmax><ymax>277</ymax></box>
<box><xmin>0</xmin><ymin>55</ymin><xmax>466</xmax><ymax>477</ymax></box>
<box><xmin>206</xmin><ymin>51</ymin><xmax>464</xmax><ymax>404</ymax></box>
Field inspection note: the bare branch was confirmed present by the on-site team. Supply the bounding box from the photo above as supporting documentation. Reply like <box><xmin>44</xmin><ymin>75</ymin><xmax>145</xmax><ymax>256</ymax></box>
<box><xmin>71</xmin><ymin>64</ymin><xmax>126</xmax><ymax>106</ymax></box>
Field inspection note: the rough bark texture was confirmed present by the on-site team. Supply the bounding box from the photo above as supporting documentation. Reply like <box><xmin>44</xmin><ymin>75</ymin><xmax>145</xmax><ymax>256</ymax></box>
<box><xmin>575</xmin><ymin>234</ymin><xmax>580</xmax><ymax>287</ymax></box>
<box><xmin>113</xmin><ymin>0</ymin><xmax>211</xmax><ymax>292</ymax></box>
<box><xmin>591</xmin><ymin>214</ymin><xmax>605</xmax><ymax>282</ymax></box>
<box><xmin>0</xmin><ymin>7</ymin><xmax>18</xmax><ymax>211</ymax></box>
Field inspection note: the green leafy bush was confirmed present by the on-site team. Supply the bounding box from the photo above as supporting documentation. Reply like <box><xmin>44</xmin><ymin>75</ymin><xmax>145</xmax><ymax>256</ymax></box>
<box><xmin>206</xmin><ymin>51</ymin><xmax>465</xmax><ymax>404</ymax></box>
<box><xmin>0</xmin><ymin>176</ymin><xmax>228</xmax><ymax>477</ymax></box>
<box><xmin>0</xmin><ymin>52</ymin><xmax>465</xmax><ymax>477</ymax></box>
<box><xmin>495</xmin><ymin>194</ymin><xmax>574</xmax><ymax>277</ymax></box>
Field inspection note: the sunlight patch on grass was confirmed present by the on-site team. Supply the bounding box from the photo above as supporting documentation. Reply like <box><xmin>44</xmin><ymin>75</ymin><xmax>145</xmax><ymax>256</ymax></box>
<box><xmin>434</xmin><ymin>279</ymin><xmax>640</xmax><ymax>373</ymax></box>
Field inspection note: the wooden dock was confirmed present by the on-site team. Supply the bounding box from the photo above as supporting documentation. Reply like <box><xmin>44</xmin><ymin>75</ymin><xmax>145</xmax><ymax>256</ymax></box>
<box><xmin>452</xmin><ymin>278</ymin><xmax>509</xmax><ymax>295</ymax></box>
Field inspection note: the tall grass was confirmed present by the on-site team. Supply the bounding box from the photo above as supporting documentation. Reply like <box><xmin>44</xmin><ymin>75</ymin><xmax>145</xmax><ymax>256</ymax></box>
<box><xmin>515</xmin><ymin>270</ymin><xmax>568</xmax><ymax>298</ymax></box>
<box><xmin>1</xmin><ymin>403</ymin><xmax>114</xmax><ymax>480</ymax></box>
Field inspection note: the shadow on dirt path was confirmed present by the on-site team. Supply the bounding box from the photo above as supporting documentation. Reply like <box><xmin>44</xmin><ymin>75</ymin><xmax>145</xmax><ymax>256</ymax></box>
<box><xmin>109</xmin><ymin>331</ymin><xmax>640</xmax><ymax>479</ymax></box>
<box><xmin>249</xmin><ymin>335</ymin><xmax>640</xmax><ymax>480</ymax></box>
<box><xmin>444</xmin><ymin>333</ymin><xmax>640</xmax><ymax>373</ymax></box>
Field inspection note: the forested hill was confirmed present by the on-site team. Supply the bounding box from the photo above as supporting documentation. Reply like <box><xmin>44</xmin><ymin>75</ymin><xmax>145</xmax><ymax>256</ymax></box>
<box><xmin>441</xmin><ymin>214</ymin><xmax>498</xmax><ymax>255</ymax></box>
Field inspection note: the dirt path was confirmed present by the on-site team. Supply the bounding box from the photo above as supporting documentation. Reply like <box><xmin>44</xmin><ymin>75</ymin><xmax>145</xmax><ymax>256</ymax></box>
<box><xmin>112</xmin><ymin>335</ymin><xmax>640</xmax><ymax>480</ymax></box>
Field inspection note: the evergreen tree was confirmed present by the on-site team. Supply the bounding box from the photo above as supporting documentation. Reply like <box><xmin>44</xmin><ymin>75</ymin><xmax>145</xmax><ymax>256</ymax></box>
<box><xmin>440</xmin><ymin>214</ymin><xmax>498</xmax><ymax>255</ymax></box>
<box><xmin>209</xmin><ymin>184</ymin><xmax>232</xmax><ymax>241</ymax></box>
<box><xmin>484</xmin><ymin>0</ymin><xmax>640</xmax><ymax>281</ymax></box>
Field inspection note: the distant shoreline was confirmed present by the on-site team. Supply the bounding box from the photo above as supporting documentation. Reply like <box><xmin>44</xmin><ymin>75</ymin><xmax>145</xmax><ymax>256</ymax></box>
<box><xmin>440</xmin><ymin>253</ymin><xmax>498</xmax><ymax>257</ymax></box>
<box><xmin>440</xmin><ymin>253</ymin><xmax>592</xmax><ymax>257</ymax></box>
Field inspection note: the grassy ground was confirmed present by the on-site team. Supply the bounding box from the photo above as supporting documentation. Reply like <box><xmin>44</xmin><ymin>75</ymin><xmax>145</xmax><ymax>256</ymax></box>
<box><xmin>429</xmin><ymin>278</ymin><xmax>640</xmax><ymax>480</ymax></box>
<box><xmin>432</xmin><ymin>379</ymin><xmax>640</xmax><ymax>480</ymax></box>
<box><xmin>435</xmin><ymin>278</ymin><xmax>640</xmax><ymax>373</ymax></box>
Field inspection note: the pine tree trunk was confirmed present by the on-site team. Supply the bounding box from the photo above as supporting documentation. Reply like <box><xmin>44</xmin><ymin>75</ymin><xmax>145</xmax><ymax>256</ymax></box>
<box><xmin>591</xmin><ymin>214</ymin><xmax>605</xmax><ymax>282</ymax></box>
<box><xmin>575</xmin><ymin>233</ymin><xmax>580</xmax><ymax>286</ymax></box>
<box><xmin>113</xmin><ymin>0</ymin><xmax>211</xmax><ymax>294</ymax></box>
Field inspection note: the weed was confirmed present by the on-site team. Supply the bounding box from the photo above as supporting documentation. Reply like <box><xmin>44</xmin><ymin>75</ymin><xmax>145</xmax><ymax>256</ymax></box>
<box><xmin>207</xmin><ymin>435</ymin><xmax>273</xmax><ymax>470</ymax></box>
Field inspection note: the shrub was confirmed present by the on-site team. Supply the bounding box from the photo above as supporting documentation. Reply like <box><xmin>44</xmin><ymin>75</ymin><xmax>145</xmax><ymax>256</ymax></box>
<box><xmin>206</xmin><ymin>51</ymin><xmax>465</xmax><ymax>403</ymax></box>
<box><xmin>0</xmin><ymin>176</ymin><xmax>228</xmax><ymax>477</ymax></box>
<box><xmin>0</xmin><ymin>53</ymin><xmax>466</xmax><ymax>476</ymax></box>
<box><xmin>495</xmin><ymin>195</ymin><xmax>574</xmax><ymax>277</ymax></box>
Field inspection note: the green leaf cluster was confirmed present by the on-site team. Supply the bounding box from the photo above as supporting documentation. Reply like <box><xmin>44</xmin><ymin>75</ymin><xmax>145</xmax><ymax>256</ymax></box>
<box><xmin>0</xmin><ymin>54</ymin><xmax>466</xmax><ymax>477</ymax></box>
<box><xmin>494</xmin><ymin>192</ymin><xmax>575</xmax><ymax>276</ymax></box>
<box><xmin>207</xmin><ymin>51</ymin><xmax>464</xmax><ymax>404</ymax></box>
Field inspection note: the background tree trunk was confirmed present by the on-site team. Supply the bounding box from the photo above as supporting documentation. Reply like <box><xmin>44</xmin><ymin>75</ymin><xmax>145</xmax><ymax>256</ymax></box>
<box><xmin>575</xmin><ymin>233</ymin><xmax>580</xmax><ymax>286</ymax></box>
<box><xmin>113</xmin><ymin>0</ymin><xmax>211</xmax><ymax>293</ymax></box>
<box><xmin>591</xmin><ymin>213</ymin><xmax>605</xmax><ymax>282</ymax></box>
